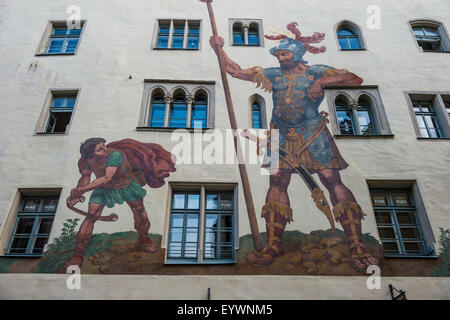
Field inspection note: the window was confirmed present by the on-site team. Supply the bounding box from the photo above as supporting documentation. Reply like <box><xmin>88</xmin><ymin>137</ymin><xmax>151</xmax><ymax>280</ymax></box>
<box><xmin>325</xmin><ymin>87</ymin><xmax>392</xmax><ymax>137</ymax></box>
<box><xmin>370</xmin><ymin>188</ymin><xmax>432</xmax><ymax>257</ymax></box>
<box><xmin>154</xmin><ymin>20</ymin><xmax>200</xmax><ymax>50</ymax></box>
<box><xmin>36</xmin><ymin>90</ymin><xmax>79</xmax><ymax>134</ymax></box>
<box><xmin>252</xmin><ymin>102</ymin><xmax>262</xmax><ymax>129</ymax></box>
<box><xmin>410</xmin><ymin>20</ymin><xmax>450</xmax><ymax>52</ymax></box>
<box><xmin>139</xmin><ymin>81</ymin><xmax>215</xmax><ymax>130</ymax></box>
<box><xmin>248</xmin><ymin>94</ymin><xmax>267</xmax><ymax>129</ymax></box>
<box><xmin>37</xmin><ymin>21</ymin><xmax>85</xmax><ymax>55</ymax></box>
<box><xmin>413</xmin><ymin>101</ymin><xmax>442</xmax><ymax>138</ymax></box>
<box><xmin>229</xmin><ymin>19</ymin><xmax>263</xmax><ymax>47</ymax></box>
<box><xmin>7</xmin><ymin>195</ymin><xmax>59</xmax><ymax>256</ymax></box>
<box><xmin>336</xmin><ymin>22</ymin><xmax>364</xmax><ymax>50</ymax></box>
<box><xmin>406</xmin><ymin>93</ymin><xmax>450</xmax><ymax>139</ymax></box>
<box><xmin>166</xmin><ymin>186</ymin><xmax>236</xmax><ymax>264</ymax></box>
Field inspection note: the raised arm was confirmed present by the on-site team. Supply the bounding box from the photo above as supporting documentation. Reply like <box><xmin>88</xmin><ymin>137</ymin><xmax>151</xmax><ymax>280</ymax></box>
<box><xmin>308</xmin><ymin>69</ymin><xmax>363</xmax><ymax>101</ymax></box>
<box><xmin>209</xmin><ymin>35</ymin><xmax>255</xmax><ymax>81</ymax></box>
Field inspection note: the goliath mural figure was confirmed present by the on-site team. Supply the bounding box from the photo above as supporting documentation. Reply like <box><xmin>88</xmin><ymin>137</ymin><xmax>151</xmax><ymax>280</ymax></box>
<box><xmin>210</xmin><ymin>22</ymin><xmax>379</xmax><ymax>271</ymax></box>
<box><xmin>65</xmin><ymin>138</ymin><xmax>176</xmax><ymax>268</ymax></box>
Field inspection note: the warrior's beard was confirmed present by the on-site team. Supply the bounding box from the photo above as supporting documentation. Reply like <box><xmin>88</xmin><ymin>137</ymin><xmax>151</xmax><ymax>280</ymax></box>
<box><xmin>280</xmin><ymin>60</ymin><xmax>298</xmax><ymax>71</ymax></box>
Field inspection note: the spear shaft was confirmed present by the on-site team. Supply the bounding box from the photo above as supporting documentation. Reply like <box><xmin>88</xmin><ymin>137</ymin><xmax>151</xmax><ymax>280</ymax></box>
<box><xmin>201</xmin><ymin>0</ymin><xmax>262</xmax><ymax>251</ymax></box>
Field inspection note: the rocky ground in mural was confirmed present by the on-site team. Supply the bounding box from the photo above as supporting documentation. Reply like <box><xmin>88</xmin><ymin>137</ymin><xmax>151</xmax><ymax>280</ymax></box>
<box><xmin>0</xmin><ymin>228</ymin><xmax>447</xmax><ymax>276</ymax></box>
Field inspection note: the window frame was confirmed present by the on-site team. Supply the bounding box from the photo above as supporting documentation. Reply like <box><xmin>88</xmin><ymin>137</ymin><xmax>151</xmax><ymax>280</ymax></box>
<box><xmin>229</xmin><ymin>19</ymin><xmax>264</xmax><ymax>47</ymax></box>
<box><xmin>405</xmin><ymin>91</ymin><xmax>450</xmax><ymax>139</ymax></box>
<box><xmin>409</xmin><ymin>20</ymin><xmax>450</xmax><ymax>53</ymax></box>
<box><xmin>138</xmin><ymin>81</ymin><xmax>215</xmax><ymax>131</ymax></box>
<box><xmin>36</xmin><ymin>20</ymin><xmax>86</xmax><ymax>56</ymax></box>
<box><xmin>153</xmin><ymin>19</ymin><xmax>202</xmax><ymax>50</ymax></box>
<box><xmin>164</xmin><ymin>183</ymin><xmax>238</xmax><ymax>265</ymax></box>
<box><xmin>5</xmin><ymin>194</ymin><xmax>60</xmax><ymax>257</ymax></box>
<box><xmin>335</xmin><ymin>21</ymin><xmax>366</xmax><ymax>51</ymax></box>
<box><xmin>325</xmin><ymin>86</ymin><xmax>392</xmax><ymax>138</ymax></box>
<box><xmin>248</xmin><ymin>94</ymin><xmax>267</xmax><ymax>129</ymax></box>
<box><xmin>34</xmin><ymin>89</ymin><xmax>80</xmax><ymax>135</ymax></box>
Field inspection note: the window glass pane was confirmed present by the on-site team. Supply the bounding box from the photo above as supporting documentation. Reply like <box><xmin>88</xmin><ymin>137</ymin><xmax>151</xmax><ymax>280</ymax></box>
<box><xmin>206</xmin><ymin>194</ymin><xmax>218</xmax><ymax>209</ymax></box>
<box><xmin>38</xmin><ymin>217</ymin><xmax>54</xmax><ymax>234</ymax></box>
<box><xmin>396</xmin><ymin>211</ymin><xmax>416</xmax><ymax>225</ymax></box>
<box><xmin>149</xmin><ymin>103</ymin><xmax>166</xmax><ymax>127</ymax></box>
<box><xmin>424</xmin><ymin>27</ymin><xmax>439</xmax><ymax>36</ymax></box>
<box><xmin>171</xmin><ymin>213</ymin><xmax>184</xmax><ymax>227</ymax></box>
<box><xmin>159</xmin><ymin>23</ymin><xmax>170</xmax><ymax>35</ymax></box>
<box><xmin>248</xmin><ymin>33</ymin><xmax>259</xmax><ymax>46</ymax></box>
<box><xmin>391</xmin><ymin>192</ymin><xmax>411</xmax><ymax>206</ymax></box>
<box><xmin>185</xmin><ymin>229</ymin><xmax>198</xmax><ymax>243</ymax></box>
<box><xmin>382</xmin><ymin>241</ymin><xmax>400</xmax><ymax>254</ymax></box>
<box><xmin>349</xmin><ymin>37</ymin><xmax>361</xmax><ymax>49</ymax></box>
<box><xmin>337</xmin><ymin>110</ymin><xmax>354</xmax><ymax>134</ymax></box>
<box><xmin>375</xmin><ymin>211</ymin><xmax>392</xmax><ymax>224</ymax></box>
<box><xmin>187</xmin><ymin>37</ymin><xmax>199</xmax><ymax>49</ymax></box>
<box><xmin>68</xmin><ymin>28</ymin><xmax>82</xmax><ymax>36</ymax></box>
<box><xmin>186</xmin><ymin>214</ymin><xmax>199</xmax><ymax>228</ymax></box>
<box><xmin>169</xmin><ymin>104</ymin><xmax>187</xmax><ymax>127</ymax></box>
<box><xmin>424</xmin><ymin>115</ymin><xmax>438</xmax><ymax>128</ymax></box>
<box><xmin>16</xmin><ymin>217</ymin><xmax>35</xmax><ymax>234</ymax></box>
<box><xmin>233</xmin><ymin>33</ymin><xmax>244</xmax><ymax>45</ymax></box>
<box><xmin>172</xmin><ymin>36</ymin><xmax>184</xmax><ymax>49</ymax></box>
<box><xmin>32</xmin><ymin>237</ymin><xmax>49</xmax><ymax>254</ymax></box>
<box><xmin>371</xmin><ymin>193</ymin><xmax>388</xmax><ymax>207</ymax></box>
<box><xmin>220</xmin><ymin>231</ymin><xmax>232</xmax><ymax>243</ymax></box>
<box><xmin>357</xmin><ymin>110</ymin><xmax>374</xmax><ymax>134</ymax></box>
<box><xmin>9</xmin><ymin>237</ymin><xmax>30</xmax><ymax>254</ymax></box>
<box><xmin>220</xmin><ymin>193</ymin><xmax>233</xmax><ymax>209</ymax></box>
<box><xmin>53</xmin><ymin>28</ymin><xmax>68</xmax><ymax>36</ymax></box>
<box><xmin>416</xmin><ymin>115</ymin><xmax>425</xmax><ymax>128</ymax></box>
<box><xmin>378</xmin><ymin>227</ymin><xmax>396</xmax><ymax>239</ymax></box>
<box><xmin>184</xmin><ymin>243</ymin><xmax>197</xmax><ymax>258</ymax></box>
<box><xmin>172</xmin><ymin>194</ymin><xmax>185</xmax><ymax>209</ymax></box>
<box><xmin>170</xmin><ymin>228</ymin><xmax>183</xmax><ymax>242</ymax></box>
<box><xmin>205</xmin><ymin>215</ymin><xmax>218</xmax><ymax>228</ymax></box>
<box><xmin>187</xmin><ymin>194</ymin><xmax>200</xmax><ymax>209</ymax></box>
<box><xmin>191</xmin><ymin>104</ymin><xmax>207</xmax><ymax>128</ymax></box>
<box><xmin>413</xmin><ymin>27</ymin><xmax>425</xmax><ymax>36</ymax></box>
<box><xmin>404</xmin><ymin>242</ymin><xmax>424</xmax><ymax>254</ymax></box>
<box><xmin>23</xmin><ymin>199</ymin><xmax>40</xmax><ymax>212</ymax></box>
<box><xmin>157</xmin><ymin>36</ymin><xmax>169</xmax><ymax>48</ymax></box>
<box><xmin>338</xmin><ymin>29</ymin><xmax>355</xmax><ymax>36</ymax></box>
<box><xmin>43</xmin><ymin>199</ymin><xmax>58</xmax><ymax>212</ymax></box>
<box><xmin>168</xmin><ymin>243</ymin><xmax>182</xmax><ymax>258</ymax></box>
<box><xmin>400</xmin><ymin>227</ymin><xmax>421</xmax><ymax>239</ymax></box>
<box><xmin>338</xmin><ymin>38</ymin><xmax>349</xmax><ymax>50</ymax></box>
<box><xmin>420</xmin><ymin>128</ymin><xmax>429</xmax><ymax>138</ymax></box>
<box><xmin>220</xmin><ymin>215</ymin><xmax>233</xmax><ymax>228</ymax></box>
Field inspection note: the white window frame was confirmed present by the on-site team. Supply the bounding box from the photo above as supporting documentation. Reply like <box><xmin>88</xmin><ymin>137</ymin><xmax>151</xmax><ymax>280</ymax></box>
<box><xmin>162</xmin><ymin>182</ymin><xmax>239</xmax><ymax>265</ymax></box>
<box><xmin>325</xmin><ymin>86</ymin><xmax>392</xmax><ymax>138</ymax></box>
<box><xmin>138</xmin><ymin>80</ymin><xmax>215</xmax><ymax>130</ymax></box>
<box><xmin>152</xmin><ymin>19</ymin><xmax>202</xmax><ymax>50</ymax></box>
<box><xmin>36</xmin><ymin>20</ymin><xmax>86</xmax><ymax>56</ymax></box>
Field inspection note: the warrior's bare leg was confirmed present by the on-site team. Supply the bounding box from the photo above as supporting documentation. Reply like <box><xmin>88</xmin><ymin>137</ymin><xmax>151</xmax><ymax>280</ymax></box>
<box><xmin>65</xmin><ymin>203</ymin><xmax>104</xmax><ymax>269</ymax></box>
<box><xmin>247</xmin><ymin>169</ymin><xmax>293</xmax><ymax>267</ymax></box>
<box><xmin>127</xmin><ymin>199</ymin><xmax>157</xmax><ymax>254</ymax></box>
<box><xmin>317</xmin><ymin>168</ymin><xmax>379</xmax><ymax>271</ymax></box>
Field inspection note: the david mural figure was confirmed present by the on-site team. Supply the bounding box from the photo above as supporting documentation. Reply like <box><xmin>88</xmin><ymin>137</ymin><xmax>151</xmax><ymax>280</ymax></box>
<box><xmin>210</xmin><ymin>22</ymin><xmax>379</xmax><ymax>271</ymax></box>
<box><xmin>65</xmin><ymin>138</ymin><xmax>176</xmax><ymax>268</ymax></box>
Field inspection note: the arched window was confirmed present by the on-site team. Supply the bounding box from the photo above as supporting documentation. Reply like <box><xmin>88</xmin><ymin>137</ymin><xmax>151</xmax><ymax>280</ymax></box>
<box><xmin>251</xmin><ymin>101</ymin><xmax>262</xmax><ymax>128</ymax></box>
<box><xmin>233</xmin><ymin>23</ymin><xmax>244</xmax><ymax>46</ymax></box>
<box><xmin>192</xmin><ymin>91</ymin><xmax>208</xmax><ymax>128</ymax></box>
<box><xmin>248</xmin><ymin>23</ymin><xmax>260</xmax><ymax>46</ymax></box>
<box><xmin>149</xmin><ymin>89</ymin><xmax>166</xmax><ymax>127</ymax></box>
<box><xmin>335</xmin><ymin>97</ymin><xmax>355</xmax><ymax>135</ymax></box>
<box><xmin>169</xmin><ymin>90</ymin><xmax>187</xmax><ymax>128</ymax></box>
<box><xmin>337</xmin><ymin>24</ymin><xmax>363</xmax><ymax>50</ymax></box>
<box><xmin>410</xmin><ymin>21</ymin><xmax>449</xmax><ymax>52</ymax></box>
<box><xmin>357</xmin><ymin>96</ymin><xmax>377</xmax><ymax>135</ymax></box>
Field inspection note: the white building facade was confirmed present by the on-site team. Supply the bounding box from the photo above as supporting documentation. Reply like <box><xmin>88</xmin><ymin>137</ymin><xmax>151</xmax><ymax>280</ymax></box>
<box><xmin>0</xmin><ymin>0</ymin><xmax>449</xmax><ymax>299</ymax></box>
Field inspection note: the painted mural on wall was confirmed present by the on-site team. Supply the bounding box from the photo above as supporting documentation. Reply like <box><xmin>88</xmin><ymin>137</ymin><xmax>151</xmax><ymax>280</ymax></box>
<box><xmin>0</xmin><ymin>20</ymin><xmax>446</xmax><ymax>277</ymax></box>
<box><xmin>209</xmin><ymin>22</ymin><xmax>379</xmax><ymax>272</ymax></box>
<box><xmin>64</xmin><ymin>138</ymin><xmax>176</xmax><ymax>268</ymax></box>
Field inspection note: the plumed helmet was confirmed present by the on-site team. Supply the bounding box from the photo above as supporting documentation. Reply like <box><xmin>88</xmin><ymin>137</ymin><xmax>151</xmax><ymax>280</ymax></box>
<box><xmin>265</xmin><ymin>22</ymin><xmax>327</xmax><ymax>64</ymax></box>
<box><xmin>269</xmin><ymin>38</ymin><xmax>308</xmax><ymax>64</ymax></box>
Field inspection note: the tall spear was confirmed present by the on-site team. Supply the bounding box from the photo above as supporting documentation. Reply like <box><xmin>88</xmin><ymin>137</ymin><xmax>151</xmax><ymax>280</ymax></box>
<box><xmin>200</xmin><ymin>0</ymin><xmax>262</xmax><ymax>251</ymax></box>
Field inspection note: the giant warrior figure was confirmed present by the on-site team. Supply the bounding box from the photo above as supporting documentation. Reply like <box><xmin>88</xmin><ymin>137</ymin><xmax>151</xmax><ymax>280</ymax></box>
<box><xmin>210</xmin><ymin>22</ymin><xmax>379</xmax><ymax>271</ymax></box>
